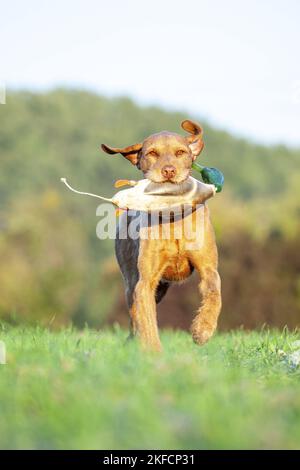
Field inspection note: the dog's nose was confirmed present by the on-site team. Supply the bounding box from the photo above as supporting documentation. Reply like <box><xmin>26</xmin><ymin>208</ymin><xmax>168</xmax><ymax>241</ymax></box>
<box><xmin>161</xmin><ymin>165</ymin><xmax>176</xmax><ymax>179</ymax></box>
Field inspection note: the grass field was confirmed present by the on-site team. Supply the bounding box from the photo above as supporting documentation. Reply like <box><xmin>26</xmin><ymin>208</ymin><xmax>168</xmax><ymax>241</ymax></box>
<box><xmin>0</xmin><ymin>326</ymin><xmax>300</xmax><ymax>449</ymax></box>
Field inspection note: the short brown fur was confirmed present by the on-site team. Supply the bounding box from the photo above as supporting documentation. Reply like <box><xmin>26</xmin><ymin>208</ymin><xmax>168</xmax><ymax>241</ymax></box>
<box><xmin>102</xmin><ymin>120</ymin><xmax>221</xmax><ymax>351</ymax></box>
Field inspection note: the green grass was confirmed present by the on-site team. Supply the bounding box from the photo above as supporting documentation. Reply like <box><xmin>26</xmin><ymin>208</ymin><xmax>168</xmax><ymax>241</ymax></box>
<box><xmin>0</xmin><ymin>326</ymin><xmax>300</xmax><ymax>449</ymax></box>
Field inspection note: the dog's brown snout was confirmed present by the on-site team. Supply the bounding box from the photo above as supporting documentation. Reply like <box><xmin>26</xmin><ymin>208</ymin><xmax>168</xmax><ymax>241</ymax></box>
<box><xmin>161</xmin><ymin>165</ymin><xmax>176</xmax><ymax>179</ymax></box>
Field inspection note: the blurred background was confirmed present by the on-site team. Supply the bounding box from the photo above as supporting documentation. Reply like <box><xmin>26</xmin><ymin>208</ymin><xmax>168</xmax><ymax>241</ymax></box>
<box><xmin>0</xmin><ymin>0</ymin><xmax>299</xmax><ymax>331</ymax></box>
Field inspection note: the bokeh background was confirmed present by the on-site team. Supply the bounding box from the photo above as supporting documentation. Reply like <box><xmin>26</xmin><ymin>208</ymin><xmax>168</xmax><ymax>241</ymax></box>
<box><xmin>1</xmin><ymin>0</ymin><xmax>300</xmax><ymax>331</ymax></box>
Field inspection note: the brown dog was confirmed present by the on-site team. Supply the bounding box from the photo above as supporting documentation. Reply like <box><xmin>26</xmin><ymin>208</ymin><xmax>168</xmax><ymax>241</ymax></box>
<box><xmin>101</xmin><ymin>120</ymin><xmax>221</xmax><ymax>351</ymax></box>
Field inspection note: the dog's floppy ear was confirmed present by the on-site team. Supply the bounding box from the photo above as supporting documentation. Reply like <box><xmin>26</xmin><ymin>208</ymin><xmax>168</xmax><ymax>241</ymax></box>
<box><xmin>101</xmin><ymin>142</ymin><xmax>143</xmax><ymax>165</ymax></box>
<box><xmin>181</xmin><ymin>120</ymin><xmax>204</xmax><ymax>159</ymax></box>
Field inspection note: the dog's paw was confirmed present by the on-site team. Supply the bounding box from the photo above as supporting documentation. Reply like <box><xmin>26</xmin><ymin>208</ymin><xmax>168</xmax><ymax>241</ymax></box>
<box><xmin>191</xmin><ymin>320</ymin><xmax>216</xmax><ymax>346</ymax></box>
<box><xmin>140</xmin><ymin>339</ymin><xmax>163</xmax><ymax>353</ymax></box>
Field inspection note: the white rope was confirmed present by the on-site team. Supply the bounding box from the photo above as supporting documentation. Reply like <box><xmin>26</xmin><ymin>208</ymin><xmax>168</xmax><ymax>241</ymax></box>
<box><xmin>60</xmin><ymin>178</ymin><xmax>114</xmax><ymax>204</ymax></box>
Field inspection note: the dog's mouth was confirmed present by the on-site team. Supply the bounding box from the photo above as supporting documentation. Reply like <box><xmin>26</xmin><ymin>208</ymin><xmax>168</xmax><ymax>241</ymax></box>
<box><xmin>144</xmin><ymin>178</ymin><xmax>194</xmax><ymax>196</ymax></box>
<box><xmin>145</xmin><ymin>170</ymin><xmax>191</xmax><ymax>186</ymax></box>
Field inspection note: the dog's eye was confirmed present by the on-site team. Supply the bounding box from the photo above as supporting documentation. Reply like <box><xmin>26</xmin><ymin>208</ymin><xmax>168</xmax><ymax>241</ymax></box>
<box><xmin>176</xmin><ymin>149</ymin><xmax>186</xmax><ymax>157</ymax></box>
<box><xmin>147</xmin><ymin>150</ymin><xmax>159</xmax><ymax>157</ymax></box>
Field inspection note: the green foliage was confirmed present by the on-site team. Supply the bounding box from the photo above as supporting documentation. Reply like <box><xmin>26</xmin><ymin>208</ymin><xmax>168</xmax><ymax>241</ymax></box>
<box><xmin>0</xmin><ymin>89</ymin><xmax>299</xmax><ymax>326</ymax></box>
<box><xmin>1</xmin><ymin>327</ymin><xmax>300</xmax><ymax>449</ymax></box>
<box><xmin>1</xmin><ymin>89</ymin><xmax>300</xmax><ymax>205</ymax></box>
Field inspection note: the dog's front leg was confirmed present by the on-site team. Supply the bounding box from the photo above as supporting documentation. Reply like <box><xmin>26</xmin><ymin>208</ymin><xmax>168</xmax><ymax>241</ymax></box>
<box><xmin>188</xmin><ymin>252</ymin><xmax>222</xmax><ymax>345</ymax></box>
<box><xmin>131</xmin><ymin>239</ymin><xmax>167</xmax><ymax>352</ymax></box>
<box><xmin>186</xmin><ymin>207</ymin><xmax>222</xmax><ymax>345</ymax></box>
<box><xmin>193</xmin><ymin>266</ymin><xmax>221</xmax><ymax>345</ymax></box>
<box><xmin>132</xmin><ymin>279</ymin><xmax>161</xmax><ymax>351</ymax></box>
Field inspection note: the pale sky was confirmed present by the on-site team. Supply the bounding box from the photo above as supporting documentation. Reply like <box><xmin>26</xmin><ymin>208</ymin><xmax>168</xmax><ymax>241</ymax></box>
<box><xmin>2</xmin><ymin>0</ymin><xmax>300</xmax><ymax>145</ymax></box>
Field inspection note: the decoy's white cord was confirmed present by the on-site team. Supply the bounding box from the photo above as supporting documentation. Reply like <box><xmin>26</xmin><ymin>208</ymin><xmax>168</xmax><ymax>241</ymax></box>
<box><xmin>60</xmin><ymin>178</ymin><xmax>114</xmax><ymax>204</ymax></box>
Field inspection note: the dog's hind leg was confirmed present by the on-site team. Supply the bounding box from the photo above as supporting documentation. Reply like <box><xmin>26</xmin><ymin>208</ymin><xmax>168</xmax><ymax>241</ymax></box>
<box><xmin>115</xmin><ymin>213</ymin><xmax>140</xmax><ymax>342</ymax></box>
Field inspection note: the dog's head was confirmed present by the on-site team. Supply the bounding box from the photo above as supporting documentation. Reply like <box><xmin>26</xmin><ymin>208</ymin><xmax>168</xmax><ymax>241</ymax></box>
<box><xmin>101</xmin><ymin>120</ymin><xmax>204</xmax><ymax>184</ymax></box>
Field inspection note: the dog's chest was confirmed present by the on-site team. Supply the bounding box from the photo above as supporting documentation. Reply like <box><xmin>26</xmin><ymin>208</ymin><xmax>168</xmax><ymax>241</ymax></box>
<box><xmin>142</xmin><ymin>210</ymin><xmax>205</xmax><ymax>282</ymax></box>
<box><xmin>161</xmin><ymin>245</ymin><xmax>194</xmax><ymax>282</ymax></box>
<box><xmin>139</xmin><ymin>206</ymin><xmax>206</xmax><ymax>250</ymax></box>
